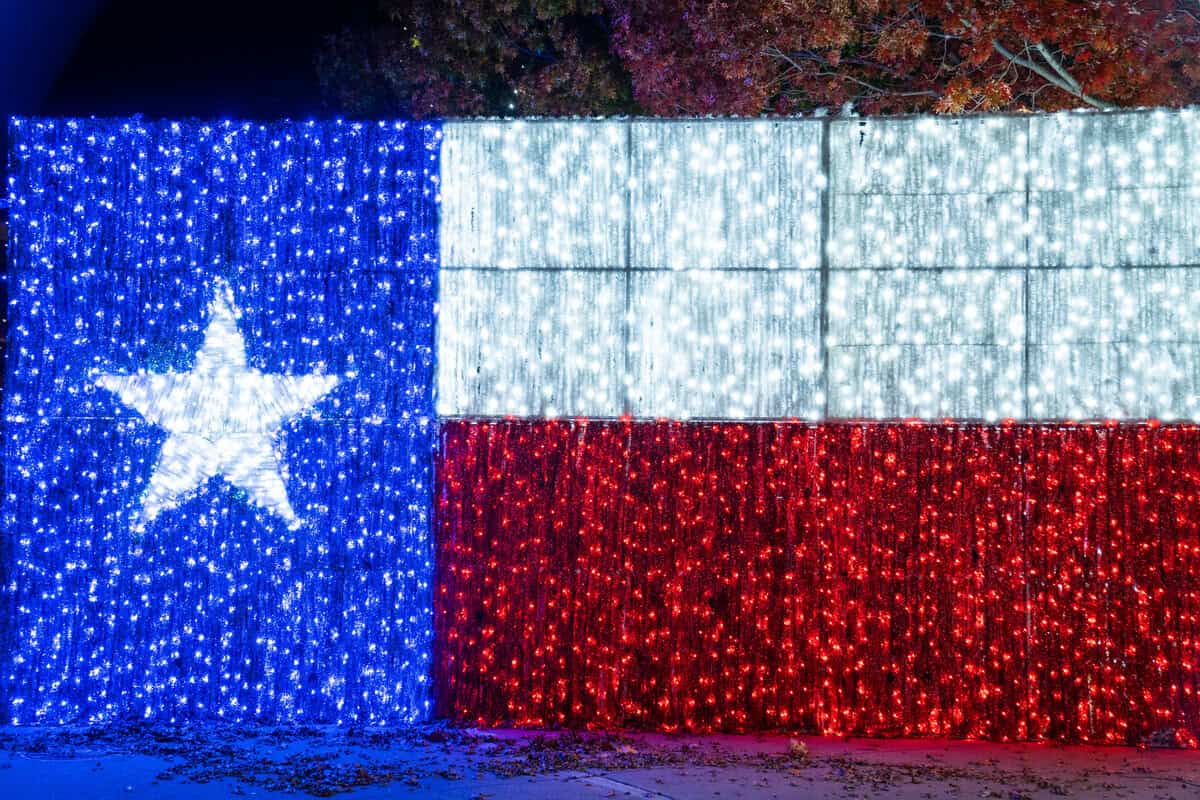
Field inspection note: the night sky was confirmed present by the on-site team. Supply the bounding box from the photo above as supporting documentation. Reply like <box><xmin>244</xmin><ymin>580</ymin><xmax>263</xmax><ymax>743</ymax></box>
<box><xmin>42</xmin><ymin>0</ymin><xmax>361</xmax><ymax>118</ymax></box>
<box><xmin>1</xmin><ymin>0</ymin><xmax>368</xmax><ymax>169</ymax></box>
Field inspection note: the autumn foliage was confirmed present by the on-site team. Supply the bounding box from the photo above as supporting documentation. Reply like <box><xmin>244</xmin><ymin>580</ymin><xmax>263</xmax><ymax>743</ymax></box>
<box><xmin>318</xmin><ymin>1</ymin><xmax>1200</xmax><ymax>116</ymax></box>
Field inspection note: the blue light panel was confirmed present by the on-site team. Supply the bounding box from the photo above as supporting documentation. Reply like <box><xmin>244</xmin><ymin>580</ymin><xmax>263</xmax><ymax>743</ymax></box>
<box><xmin>2</xmin><ymin>118</ymin><xmax>441</xmax><ymax>724</ymax></box>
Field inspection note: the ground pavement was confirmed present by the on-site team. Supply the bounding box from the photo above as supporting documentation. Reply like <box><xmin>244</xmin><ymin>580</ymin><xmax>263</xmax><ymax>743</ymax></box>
<box><xmin>1</xmin><ymin>724</ymin><xmax>1198</xmax><ymax>799</ymax></box>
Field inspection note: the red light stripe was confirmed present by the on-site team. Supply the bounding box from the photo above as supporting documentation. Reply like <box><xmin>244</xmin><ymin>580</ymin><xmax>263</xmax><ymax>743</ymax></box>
<box><xmin>434</xmin><ymin>419</ymin><xmax>1200</xmax><ymax>745</ymax></box>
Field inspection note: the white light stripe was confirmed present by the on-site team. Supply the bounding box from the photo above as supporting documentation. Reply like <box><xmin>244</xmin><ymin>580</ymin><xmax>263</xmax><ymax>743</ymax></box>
<box><xmin>630</xmin><ymin>120</ymin><xmax>824</xmax><ymax>270</ymax></box>
<box><xmin>438</xmin><ymin>111</ymin><xmax>1200</xmax><ymax>420</ymax></box>
<box><xmin>439</xmin><ymin>121</ymin><xmax>627</xmax><ymax>269</ymax></box>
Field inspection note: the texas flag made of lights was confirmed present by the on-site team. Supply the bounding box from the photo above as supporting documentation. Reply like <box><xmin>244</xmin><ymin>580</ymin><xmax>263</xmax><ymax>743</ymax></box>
<box><xmin>5</xmin><ymin>113</ymin><xmax>1200</xmax><ymax>744</ymax></box>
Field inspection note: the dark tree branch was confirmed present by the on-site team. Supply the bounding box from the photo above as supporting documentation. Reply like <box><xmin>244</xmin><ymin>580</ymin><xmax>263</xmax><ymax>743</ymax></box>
<box><xmin>1033</xmin><ymin>41</ymin><xmax>1084</xmax><ymax>95</ymax></box>
<box><xmin>767</xmin><ymin>44</ymin><xmax>942</xmax><ymax>105</ymax></box>
<box><xmin>990</xmin><ymin>39</ymin><xmax>1115</xmax><ymax>109</ymax></box>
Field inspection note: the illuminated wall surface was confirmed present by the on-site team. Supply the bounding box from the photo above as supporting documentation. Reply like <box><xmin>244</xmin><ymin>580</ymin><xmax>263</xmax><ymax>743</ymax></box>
<box><xmin>436</xmin><ymin>419</ymin><xmax>1200</xmax><ymax>742</ymax></box>
<box><xmin>3</xmin><ymin>119</ymin><xmax>441</xmax><ymax>724</ymax></box>
<box><xmin>7</xmin><ymin>110</ymin><xmax>1200</xmax><ymax>741</ymax></box>
<box><xmin>437</xmin><ymin>112</ymin><xmax>1200</xmax><ymax>419</ymax></box>
<box><xmin>434</xmin><ymin>110</ymin><xmax>1200</xmax><ymax>744</ymax></box>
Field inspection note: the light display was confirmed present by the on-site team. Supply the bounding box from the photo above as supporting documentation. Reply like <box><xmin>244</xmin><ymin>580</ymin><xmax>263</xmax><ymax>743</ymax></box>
<box><xmin>436</xmin><ymin>268</ymin><xmax>824</xmax><ymax>419</ymax></box>
<box><xmin>435</xmin><ymin>419</ymin><xmax>1200</xmax><ymax>745</ymax></box>
<box><xmin>827</xmin><ymin>115</ymin><xmax>1028</xmax><ymax>270</ymax></box>
<box><xmin>827</xmin><ymin>269</ymin><xmax>1025</xmax><ymax>420</ymax></box>
<box><xmin>629</xmin><ymin>120</ymin><xmax>823</xmax><ymax>271</ymax></box>
<box><xmin>628</xmin><ymin>270</ymin><xmax>823</xmax><ymax>419</ymax></box>
<box><xmin>440</xmin><ymin>120</ymin><xmax>628</xmax><ymax>269</ymax></box>
<box><xmin>7</xmin><ymin>108</ymin><xmax>1200</xmax><ymax>746</ymax></box>
<box><xmin>95</xmin><ymin>279</ymin><xmax>341</xmax><ymax>528</ymax></box>
<box><xmin>437</xmin><ymin>269</ymin><xmax>626</xmax><ymax>418</ymax></box>
<box><xmin>436</xmin><ymin>109</ymin><xmax>1200</xmax><ymax>420</ymax></box>
<box><xmin>1029</xmin><ymin>268</ymin><xmax>1200</xmax><ymax>420</ymax></box>
<box><xmin>3</xmin><ymin>118</ymin><xmax>441</xmax><ymax>724</ymax></box>
<box><xmin>1028</xmin><ymin>111</ymin><xmax>1199</xmax><ymax>268</ymax></box>
<box><xmin>432</xmin><ymin>109</ymin><xmax>1200</xmax><ymax>746</ymax></box>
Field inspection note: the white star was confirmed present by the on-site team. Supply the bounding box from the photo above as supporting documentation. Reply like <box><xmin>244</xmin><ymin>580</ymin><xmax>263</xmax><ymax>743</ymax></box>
<box><xmin>96</xmin><ymin>279</ymin><xmax>339</xmax><ymax>529</ymax></box>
